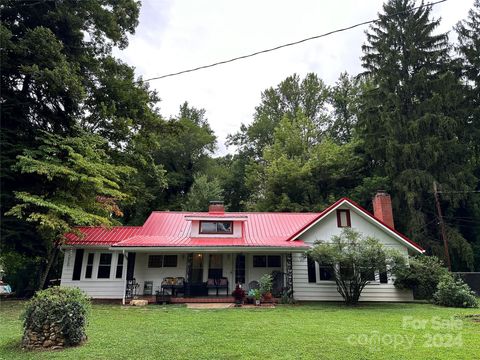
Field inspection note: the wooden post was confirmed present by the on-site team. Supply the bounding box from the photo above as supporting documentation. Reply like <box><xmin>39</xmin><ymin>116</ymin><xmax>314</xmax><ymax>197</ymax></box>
<box><xmin>286</xmin><ymin>253</ymin><xmax>294</xmax><ymax>298</ymax></box>
<box><xmin>433</xmin><ymin>181</ymin><xmax>451</xmax><ymax>271</ymax></box>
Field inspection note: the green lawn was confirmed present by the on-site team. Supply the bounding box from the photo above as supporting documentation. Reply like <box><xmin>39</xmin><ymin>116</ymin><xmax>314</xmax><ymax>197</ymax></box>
<box><xmin>0</xmin><ymin>301</ymin><xmax>479</xmax><ymax>360</ymax></box>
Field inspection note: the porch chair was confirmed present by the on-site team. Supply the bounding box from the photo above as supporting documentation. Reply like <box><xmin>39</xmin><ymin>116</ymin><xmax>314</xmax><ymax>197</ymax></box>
<box><xmin>173</xmin><ymin>277</ymin><xmax>185</xmax><ymax>297</ymax></box>
<box><xmin>161</xmin><ymin>277</ymin><xmax>175</xmax><ymax>295</ymax></box>
<box><xmin>206</xmin><ymin>277</ymin><xmax>229</xmax><ymax>296</ymax></box>
<box><xmin>248</xmin><ymin>280</ymin><xmax>259</xmax><ymax>291</ymax></box>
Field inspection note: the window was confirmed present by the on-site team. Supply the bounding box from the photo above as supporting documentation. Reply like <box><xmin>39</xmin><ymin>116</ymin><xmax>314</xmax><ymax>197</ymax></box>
<box><xmin>97</xmin><ymin>253</ymin><xmax>112</xmax><ymax>279</ymax></box>
<box><xmin>319</xmin><ymin>263</ymin><xmax>334</xmax><ymax>281</ymax></box>
<box><xmin>253</xmin><ymin>255</ymin><xmax>266</xmax><ymax>267</ymax></box>
<box><xmin>267</xmin><ymin>255</ymin><xmax>281</xmax><ymax>267</ymax></box>
<box><xmin>379</xmin><ymin>265</ymin><xmax>389</xmax><ymax>284</ymax></box>
<box><xmin>163</xmin><ymin>255</ymin><xmax>177</xmax><ymax>267</ymax></box>
<box><xmin>72</xmin><ymin>249</ymin><xmax>84</xmax><ymax>281</ymax></box>
<box><xmin>116</xmin><ymin>254</ymin><xmax>124</xmax><ymax>279</ymax></box>
<box><xmin>360</xmin><ymin>268</ymin><xmax>376</xmax><ymax>281</ymax></box>
<box><xmin>336</xmin><ymin>209</ymin><xmax>351</xmax><ymax>227</ymax></box>
<box><xmin>85</xmin><ymin>253</ymin><xmax>95</xmax><ymax>279</ymax></box>
<box><xmin>200</xmin><ymin>221</ymin><xmax>233</xmax><ymax>234</ymax></box>
<box><xmin>148</xmin><ymin>255</ymin><xmax>178</xmax><ymax>268</ymax></box>
<box><xmin>253</xmin><ymin>255</ymin><xmax>282</xmax><ymax>268</ymax></box>
<box><xmin>307</xmin><ymin>257</ymin><xmax>316</xmax><ymax>283</ymax></box>
<box><xmin>148</xmin><ymin>255</ymin><xmax>163</xmax><ymax>268</ymax></box>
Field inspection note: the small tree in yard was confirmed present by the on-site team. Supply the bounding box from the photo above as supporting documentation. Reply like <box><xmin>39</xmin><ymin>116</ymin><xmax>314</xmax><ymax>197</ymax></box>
<box><xmin>306</xmin><ymin>228</ymin><xmax>405</xmax><ymax>305</ymax></box>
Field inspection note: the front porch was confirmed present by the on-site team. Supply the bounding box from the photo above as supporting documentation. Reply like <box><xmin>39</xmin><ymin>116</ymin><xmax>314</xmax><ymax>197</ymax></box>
<box><xmin>123</xmin><ymin>251</ymin><xmax>294</xmax><ymax>304</ymax></box>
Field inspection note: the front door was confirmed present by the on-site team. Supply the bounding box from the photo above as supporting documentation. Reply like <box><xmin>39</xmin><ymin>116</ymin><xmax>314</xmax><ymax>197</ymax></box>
<box><xmin>191</xmin><ymin>253</ymin><xmax>204</xmax><ymax>283</ymax></box>
<box><xmin>208</xmin><ymin>254</ymin><xmax>223</xmax><ymax>279</ymax></box>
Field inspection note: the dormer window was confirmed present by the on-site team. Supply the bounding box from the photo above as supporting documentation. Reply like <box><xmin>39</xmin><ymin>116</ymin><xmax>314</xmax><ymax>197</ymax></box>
<box><xmin>200</xmin><ymin>221</ymin><xmax>233</xmax><ymax>234</ymax></box>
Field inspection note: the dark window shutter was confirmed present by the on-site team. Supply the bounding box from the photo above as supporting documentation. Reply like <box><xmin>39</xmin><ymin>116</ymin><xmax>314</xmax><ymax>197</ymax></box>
<box><xmin>126</xmin><ymin>252</ymin><xmax>136</xmax><ymax>280</ymax></box>
<box><xmin>307</xmin><ymin>257</ymin><xmax>316</xmax><ymax>283</ymax></box>
<box><xmin>72</xmin><ymin>249</ymin><xmax>84</xmax><ymax>281</ymax></box>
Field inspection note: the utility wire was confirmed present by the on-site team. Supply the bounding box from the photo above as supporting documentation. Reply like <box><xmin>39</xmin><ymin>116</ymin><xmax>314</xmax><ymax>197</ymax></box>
<box><xmin>140</xmin><ymin>0</ymin><xmax>448</xmax><ymax>83</ymax></box>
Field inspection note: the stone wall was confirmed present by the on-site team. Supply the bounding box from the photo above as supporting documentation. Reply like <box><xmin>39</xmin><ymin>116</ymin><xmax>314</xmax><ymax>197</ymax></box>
<box><xmin>22</xmin><ymin>322</ymin><xmax>85</xmax><ymax>350</ymax></box>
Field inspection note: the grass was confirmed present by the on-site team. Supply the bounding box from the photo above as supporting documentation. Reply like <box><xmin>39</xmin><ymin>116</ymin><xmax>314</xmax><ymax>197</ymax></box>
<box><xmin>0</xmin><ymin>300</ymin><xmax>479</xmax><ymax>360</ymax></box>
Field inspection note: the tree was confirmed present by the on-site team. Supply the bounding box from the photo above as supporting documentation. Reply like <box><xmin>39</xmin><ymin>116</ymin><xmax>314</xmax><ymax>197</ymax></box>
<box><xmin>0</xmin><ymin>0</ymin><xmax>157</xmax><ymax>290</ymax></box>
<box><xmin>182</xmin><ymin>174</ymin><xmax>223</xmax><ymax>212</ymax></box>
<box><xmin>358</xmin><ymin>0</ymin><xmax>477</xmax><ymax>267</ymax></box>
<box><xmin>327</xmin><ymin>72</ymin><xmax>363</xmax><ymax>144</ymax></box>
<box><xmin>6</xmin><ymin>132</ymin><xmax>133</xmax><ymax>289</ymax></box>
<box><xmin>245</xmin><ymin>111</ymin><xmax>365</xmax><ymax>211</ymax></box>
<box><xmin>306</xmin><ymin>228</ymin><xmax>405</xmax><ymax>305</ymax></box>
<box><xmin>454</xmin><ymin>0</ymin><xmax>480</xmax><ymax>271</ymax></box>
<box><xmin>145</xmin><ymin>103</ymin><xmax>217</xmax><ymax>211</ymax></box>
<box><xmin>228</xmin><ymin>73</ymin><xmax>330</xmax><ymax>159</ymax></box>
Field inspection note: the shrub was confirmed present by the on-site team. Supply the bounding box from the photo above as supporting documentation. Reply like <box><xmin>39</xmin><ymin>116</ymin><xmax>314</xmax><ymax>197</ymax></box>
<box><xmin>259</xmin><ymin>274</ymin><xmax>273</xmax><ymax>295</ymax></box>
<box><xmin>23</xmin><ymin>286</ymin><xmax>91</xmax><ymax>348</ymax></box>
<box><xmin>307</xmin><ymin>228</ymin><xmax>405</xmax><ymax>305</ymax></box>
<box><xmin>433</xmin><ymin>275</ymin><xmax>478</xmax><ymax>308</ymax></box>
<box><xmin>394</xmin><ymin>255</ymin><xmax>449</xmax><ymax>300</ymax></box>
<box><xmin>231</xmin><ymin>285</ymin><xmax>246</xmax><ymax>302</ymax></box>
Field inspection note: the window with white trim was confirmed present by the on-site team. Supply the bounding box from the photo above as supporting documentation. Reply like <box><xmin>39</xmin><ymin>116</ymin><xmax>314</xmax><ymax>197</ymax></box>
<box><xmin>252</xmin><ymin>255</ymin><xmax>281</xmax><ymax>268</ymax></box>
<box><xmin>85</xmin><ymin>253</ymin><xmax>95</xmax><ymax>279</ymax></box>
<box><xmin>336</xmin><ymin>209</ymin><xmax>351</xmax><ymax>227</ymax></box>
<box><xmin>199</xmin><ymin>221</ymin><xmax>233</xmax><ymax>234</ymax></box>
<box><xmin>148</xmin><ymin>255</ymin><xmax>178</xmax><ymax>268</ymax></box>
<box><xmin>115</xmin><ymin>254</ymin><xmax>124</xmax><ymax>279</ymax></box>
<box><xmin>97</xmin><ymin>253</ymin><xmax>112</xmax><ymax>279</ymax></box>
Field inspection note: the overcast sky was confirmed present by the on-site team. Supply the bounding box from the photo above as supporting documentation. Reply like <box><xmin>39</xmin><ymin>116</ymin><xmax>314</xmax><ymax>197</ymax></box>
<box><xmin>116</xmin><ymin>0</ymin><xmax>473</xmax><ymax>155</ymax></box>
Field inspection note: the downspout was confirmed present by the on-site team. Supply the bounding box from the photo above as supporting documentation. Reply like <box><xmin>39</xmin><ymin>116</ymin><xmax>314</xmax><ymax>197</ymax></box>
<box><xmin>122</xmin><ymin>250</ymin><xmax>127</xmax><ymax>305</ymax></box>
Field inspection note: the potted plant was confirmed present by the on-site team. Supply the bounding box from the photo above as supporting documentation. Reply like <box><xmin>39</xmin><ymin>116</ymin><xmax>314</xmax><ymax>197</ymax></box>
<box><xmin>247</xmin><ymin>289</ymin><xmax>256</xmax><ymax>304</ymax></box>
<box><xmin>231</xmin><ymin>284</ymin><xmax>246</xmax><ymax>306</ymax></box>
<box><xmin>259</xmin><ymin>274</ymin><xmax>273</xmax><ymax>302</ymax></box>
<box><xmin>251</xmin><ymin>289</ymin><xmax>261</xmax><ymax>306</ymax></box>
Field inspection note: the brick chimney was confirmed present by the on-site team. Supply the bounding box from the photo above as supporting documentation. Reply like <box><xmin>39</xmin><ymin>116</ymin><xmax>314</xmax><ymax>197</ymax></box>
<box><xmin>208</xmin><ymin>201</ymin><xmax>225</xmax><ymax>213</ymax></box>
<box><xmin>372</xmin><ymin>191</ymin><xmax>394</xmax><ymax>228</ymax></box>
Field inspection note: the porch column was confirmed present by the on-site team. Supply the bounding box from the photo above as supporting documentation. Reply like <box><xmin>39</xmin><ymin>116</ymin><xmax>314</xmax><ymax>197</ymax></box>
<box><xmin>286</xmin><ymin>253</ymin><xmax>293</xmax><ymax>299</ymax></box>
<box><xmin>185</xmin><ymin>253</ymin><xmax>193</xmax><ymax>282</ymax></box>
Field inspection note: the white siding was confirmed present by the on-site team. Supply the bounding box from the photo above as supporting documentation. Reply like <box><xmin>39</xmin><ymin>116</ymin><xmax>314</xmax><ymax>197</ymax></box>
<box><xmin>292</xmin><ymin>206</ymin><xmax>414</xmax><ymax>302</ymax></box>
<box><xmin>246</xmin><ymin>254</ymin><xmax>283</xmax><ymax>285</ymax></box>
<box><xmin>133</xmin><ymin>253</ymin><xmax>187</xmax><ymax>294</ymax></box>
<box><xmin>60</xmin><ymin>249</ymin><xmax>125</xmax><ymax>299</ymax></box>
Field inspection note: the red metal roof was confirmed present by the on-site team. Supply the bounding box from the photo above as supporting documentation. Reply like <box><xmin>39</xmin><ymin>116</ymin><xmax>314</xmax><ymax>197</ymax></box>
<box><xmin>63</xmin><ymin>198</ymin><xmax>424</xmax><ymax>252</ymax></box>
<box><xmin>112</xmin><ymin>212</ymin><xmax>318</xmax><ymax>248</ymax></box>
<box><xmin>287</xmin><ymin>198</ymin><xmax>425</xmax><ymax>253</ymax></box>
<box><xmin>65</xmin><ymin>226</ymin><xmax>141</xmax><ymax>246</ymax></box>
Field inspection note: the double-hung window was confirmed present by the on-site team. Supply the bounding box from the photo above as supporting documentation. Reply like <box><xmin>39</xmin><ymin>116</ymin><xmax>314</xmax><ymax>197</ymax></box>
<box><xmin>97</xmin><ymin>253</ymin><xmax>112</xmax><ymax>279</ymax></box>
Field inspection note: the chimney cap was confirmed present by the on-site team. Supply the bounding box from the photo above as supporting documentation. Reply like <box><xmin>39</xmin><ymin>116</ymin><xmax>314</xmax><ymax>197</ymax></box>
<box><xmin>209</xmin><ymin>200</ymin><xmax>224</xmax><ymax>205</ymax></box>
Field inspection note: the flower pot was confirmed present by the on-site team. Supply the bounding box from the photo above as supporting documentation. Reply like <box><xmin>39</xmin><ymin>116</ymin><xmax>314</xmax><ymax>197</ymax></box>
<box><xmin>255</xmin><ymin>299</ymin><xmax>261</xmax><ymax>306</ymax></box>
<box><xmin>263</xmin><ymin>292</ymin><xmax>272</xmax><ymax>302</ymax></box>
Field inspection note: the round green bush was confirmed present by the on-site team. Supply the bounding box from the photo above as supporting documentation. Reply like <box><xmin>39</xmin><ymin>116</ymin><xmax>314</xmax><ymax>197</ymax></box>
<box><xmin>433</xmin><ymin>275</ymin><xmax>478</xmax><ymax>308</ymax></box>
<box><xmin>23</xmin><ymin>286</ymin><xmax>91</xmax><ymax>347</ymax></box>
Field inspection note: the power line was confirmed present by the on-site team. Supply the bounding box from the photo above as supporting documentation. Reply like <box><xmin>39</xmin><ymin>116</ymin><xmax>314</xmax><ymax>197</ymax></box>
<box><xmin>139</xmin><ymin>0</ymin><xmax>448</xmax><ymax>83</ymax></box>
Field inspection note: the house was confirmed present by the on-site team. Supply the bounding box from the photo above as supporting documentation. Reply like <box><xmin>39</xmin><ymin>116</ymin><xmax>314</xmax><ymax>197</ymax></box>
<box><xmin>60</xmin><ymin>192</ymin><xmax>424</xmax><ymax>303</ymax></box>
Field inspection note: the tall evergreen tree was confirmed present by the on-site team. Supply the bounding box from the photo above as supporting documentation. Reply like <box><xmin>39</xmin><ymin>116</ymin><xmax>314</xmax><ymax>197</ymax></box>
<box><xmin>455</xmin><ymin>0</ymin><xmax>480</xmax><ymax>270</ymax></box>
<box><xmin>359</xmin><ymin>0</ymin><xmax>477</xmax><ymax>269</ymax></box>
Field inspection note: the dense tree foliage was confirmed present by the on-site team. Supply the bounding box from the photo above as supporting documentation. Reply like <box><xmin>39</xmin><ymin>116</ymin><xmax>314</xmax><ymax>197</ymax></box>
<box><xmin>1</xmin><ymin>0</ymin><xmax>479</xmax><ymax>293</ymax></box>
<box><xmin>358</xmin><ymin>0</ymin><xmax>477</xmax><ymax>270</ymax></box>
